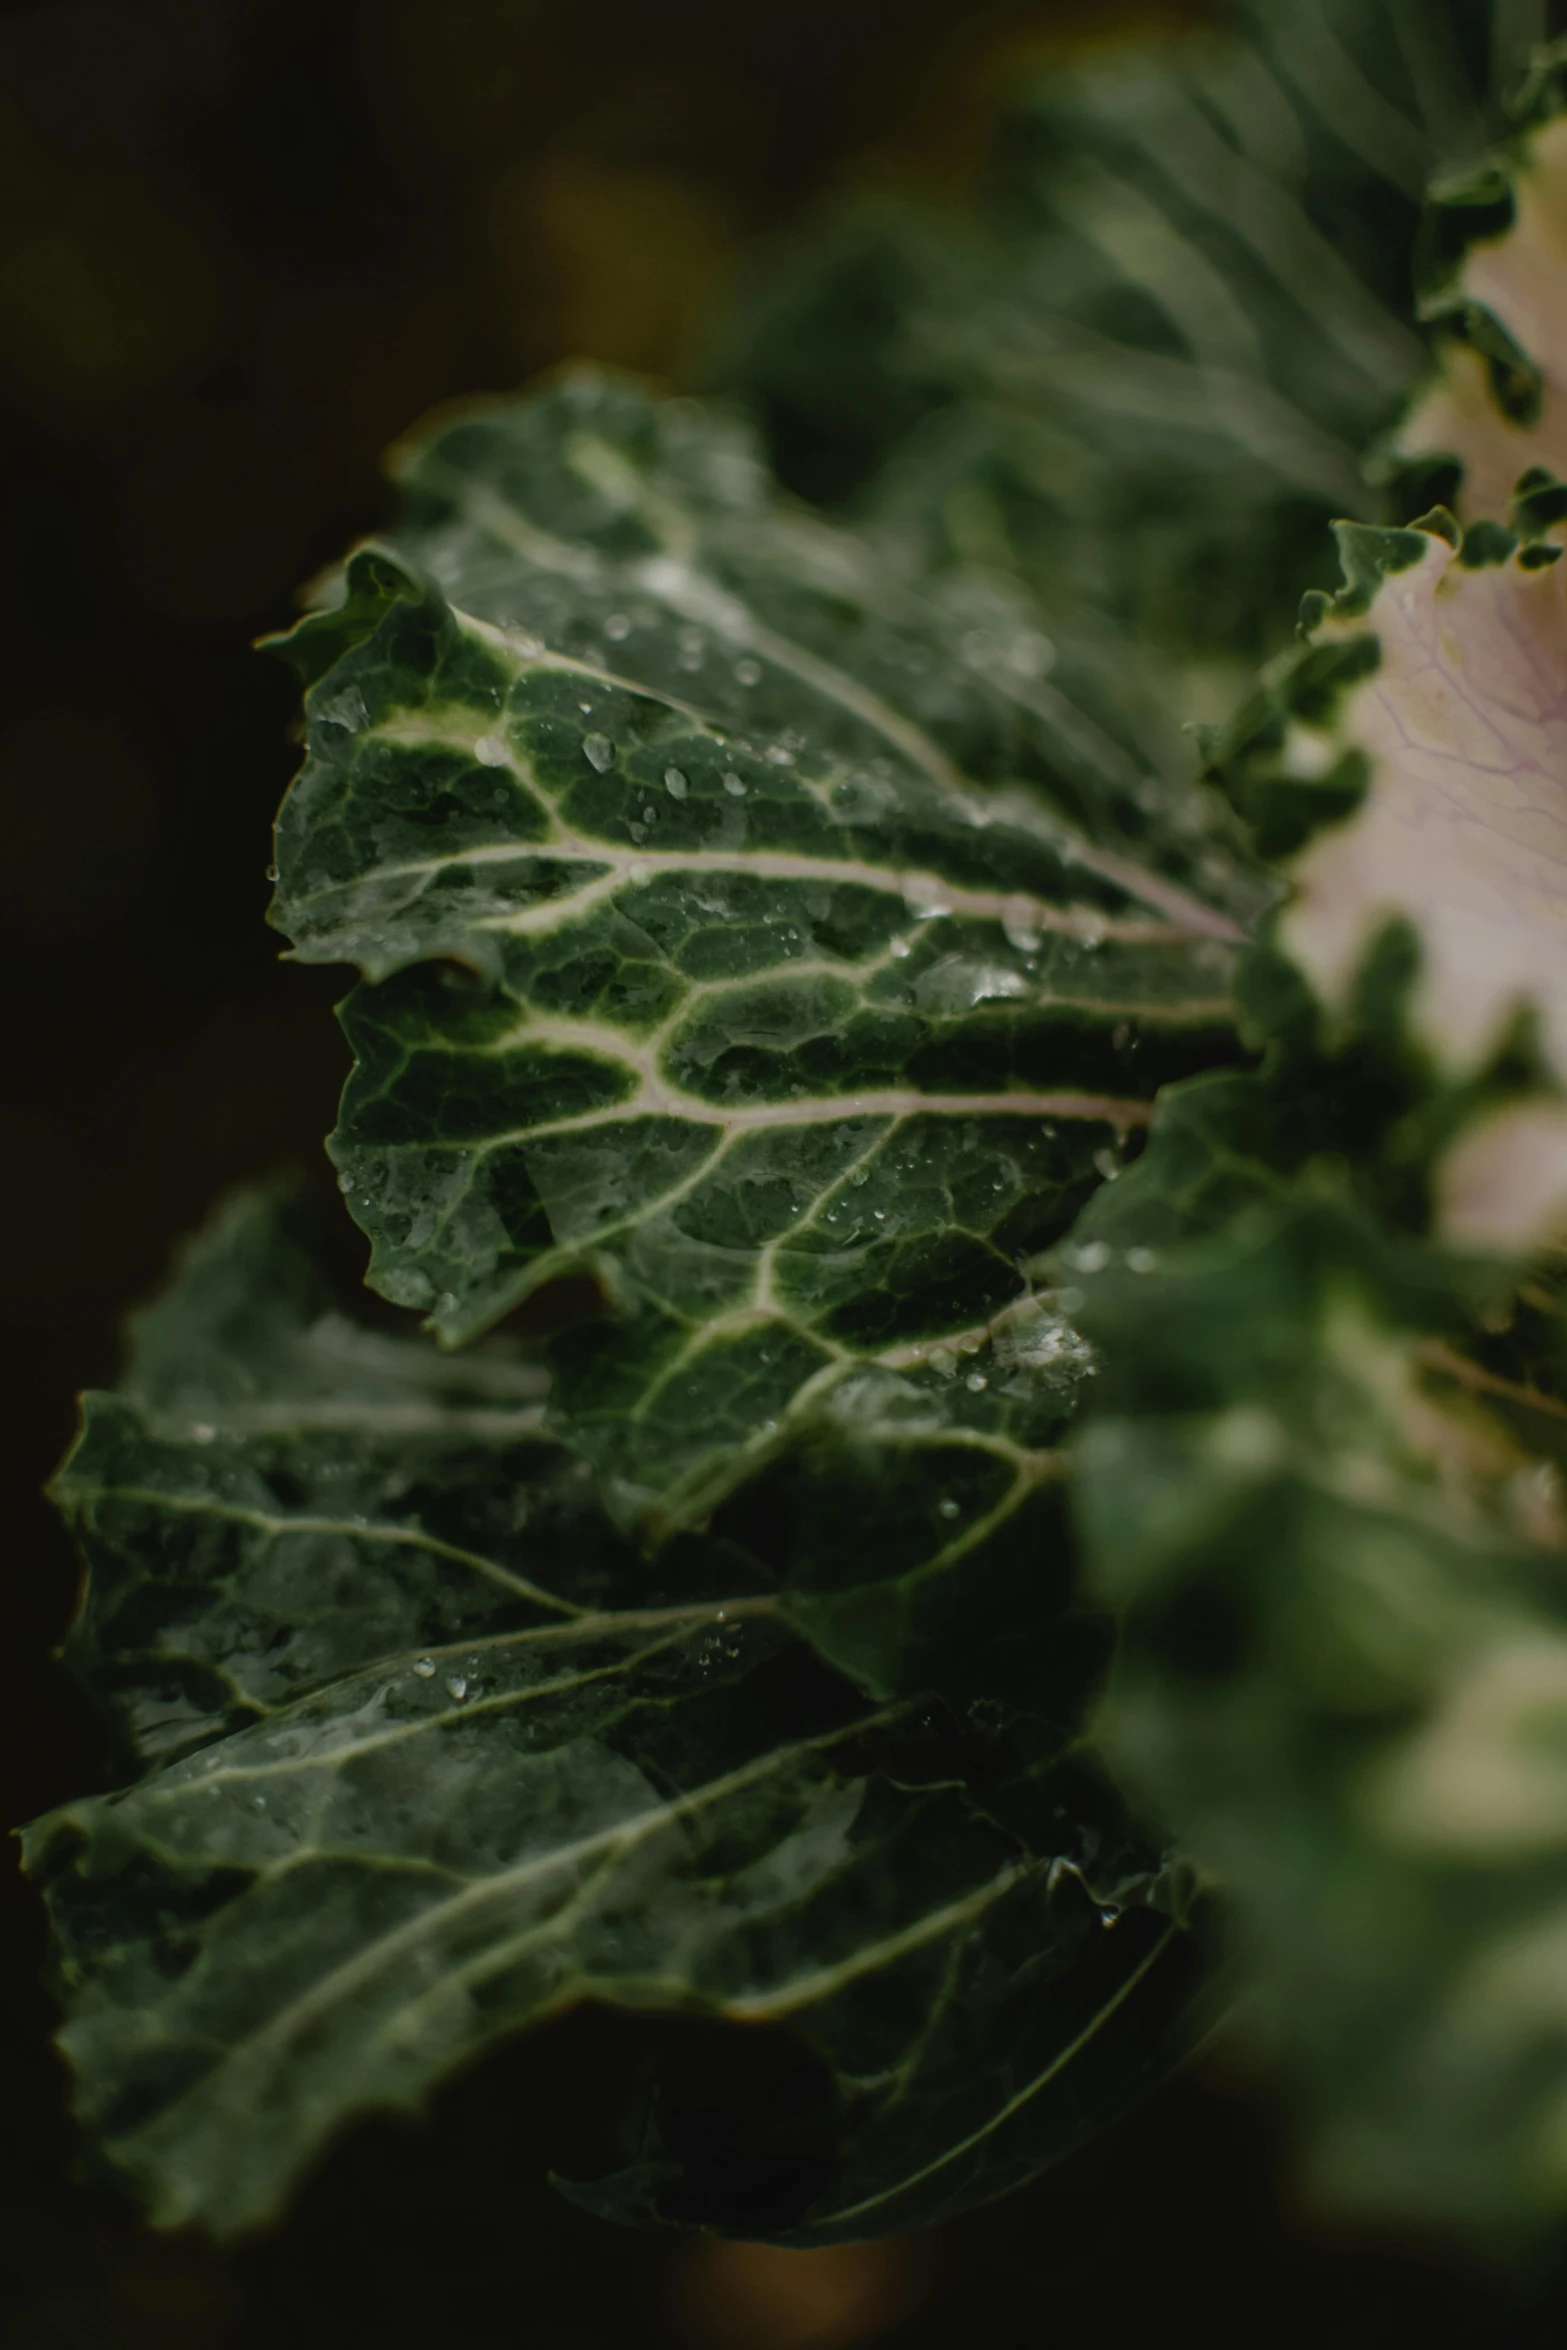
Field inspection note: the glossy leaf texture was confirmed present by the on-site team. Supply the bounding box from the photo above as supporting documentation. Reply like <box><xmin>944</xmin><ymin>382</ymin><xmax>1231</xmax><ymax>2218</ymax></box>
<box><xmin>714</xmin><ymin>0</ymin><xmax>1522</xmax><ymax>692</ymax></box>
<box><xmin>26</xmin><ymin>1192</ymin><xmax>1204</xmax><ymax>2243</ymax></box>
<box><xmin>267</xmin><ymin>373</ymin><xmax>1253</xmax><ymax>1593</ymax></box>
<box><xmin>1070</xmin><ymin>1186</ymin><xmax>1567</xmax><ymax>2242</ymax></box>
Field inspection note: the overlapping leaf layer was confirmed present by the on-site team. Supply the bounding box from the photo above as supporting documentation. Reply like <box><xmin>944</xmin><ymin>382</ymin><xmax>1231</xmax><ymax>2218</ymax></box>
<box><xmin>31</xmin><ymin>0</ymin><xmax>1567</xmax><ymax>2262</ymax></box>
<box><xmin>268</xmin><ymin>375</ymin><xmax>1251</xmax><ymax>1576</ymax></box>
<box><xmin>1054</xmin><ymin>376</ymin><xmax>1567</xmax><ymax>2246</ymax></box>
<box><xmin>717</xmin><ymin>0</ymin><xmax>1525</xmax><ymax>690</ymax></box>
<box><xmin>1072</xmin><ymin>1179</ymin><xmax>1567</xmax><ymax>2239</ymax></box>
<box><xmin>29</xmin><ymin>1194</ymin><xmax>1200</xmax><ymax>2241</ymax></box>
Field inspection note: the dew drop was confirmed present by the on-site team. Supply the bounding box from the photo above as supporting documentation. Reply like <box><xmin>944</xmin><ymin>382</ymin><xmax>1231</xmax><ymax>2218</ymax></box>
<box><xmin>1127</xmin><ymin>1247</ymin><xmax>1158</xmax><ymax>1274</ymax></box>
<box><xmin>889</xmin><ymin>937</ymin><xmax>911</xmax><ymax>960</ymax></box>
<box><xmin>765</xmin><ymin>744</ymin><xmax>794</xmax><ymax>766</ymax></box>
<box><xmin>445</xmin><ymin>1675</ymin><xmax>469</xmax><ymax>1702</ymax></box>
<box><xmin>965</xmin><ymin>1373</ymin><xmax>988</xmax><ymax>1393</ymax></box>
<box><xmin>938</xmin><ymin>1498</ymin><xmax>961</xmax><ymax>1520</ymax></box>
<box><xmin>474</xmin><ymin>734</ymin><xmax>508</xmax><ymax>767</ymax></box>
<box><xmin>583</xmin><ymin>733</ymin><xmax>614</xmax><ymax>772</ymax></box>
<box><xmin>734</xmin><ymin>657</ymin><xmax>762</xmax><ymax>686</ymax></box>
<box><xmin>604</xmin><ymin>613</ymin><xmax>632</xmax><ymax>641</ymax></box>
<box><xmin>721</xmin><ymin>771</ymin><xmax>747</xmax><ymax>797</ymax></box>
<box><xmin>663</xmin><ymin>767</ymin><xmax>689</xmax><ymax>798</ymax></box>
<box><xmin>265</xmin><ymin>862</ymin><xmax>280</xmax><ymax>883</ymax></box>
<box><xmin>413</xmin><ymin>1658</ymin><xmax>437</xmax><ymax>1679</ymax></box>
<box><xmin>191</xmin><ymin>1423</ymin><xmax>215</xmax><ymax>1444</ymax></box>
<box><xmin>1002</xmin><ymin>896</ymin><xmax>1042</xmax><ymax>954</ymax></box>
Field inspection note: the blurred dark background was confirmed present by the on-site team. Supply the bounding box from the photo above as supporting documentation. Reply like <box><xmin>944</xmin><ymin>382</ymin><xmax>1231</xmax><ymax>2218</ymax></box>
<box><xmin>1</xmin><ymin>3</ymin><xmax>1563</xmax><ymax>2344</ymax></box>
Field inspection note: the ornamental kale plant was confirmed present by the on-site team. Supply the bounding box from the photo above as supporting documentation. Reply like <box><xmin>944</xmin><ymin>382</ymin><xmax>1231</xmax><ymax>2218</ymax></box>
<box><xmin>24</xmin><ymin>0</ymin><xmax>1567</xmax><ymax>2256</ymax></box>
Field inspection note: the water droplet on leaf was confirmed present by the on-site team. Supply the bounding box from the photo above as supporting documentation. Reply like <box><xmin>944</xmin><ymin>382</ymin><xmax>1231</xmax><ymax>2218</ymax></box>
<box><xmin>1002</xmin><ymin>896</ymin><xmax>1043</xmax><ymax>953</ymax></box>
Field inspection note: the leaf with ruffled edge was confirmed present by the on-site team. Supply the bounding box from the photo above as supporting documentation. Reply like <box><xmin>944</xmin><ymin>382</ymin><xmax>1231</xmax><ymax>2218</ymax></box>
<box><xmin>26</xmin><ymin>1190</ymin><xmax>1204</xmax><ymax>2243</ymax></box>
<box><xmin>1214</xmin><ymin>506</ymin><xmax>1567</xmax><ymax>1251</ymax></box>
<box><xmin>1070</xmin><ymin>1191</ymin><xmax>1567</xmax><ymax>2244</ymax></box>
<box><xmin>1392</xmin><ymin>42</ymin><xmax>1567</xmax><ymax>519</ymax></box>
<box><xmin>266</xmin><ymin>375</ymin><xmax>1252</xmax><ymax>1669</ymax></box>
<box><xmin>1053</xmin><ymin>331</ymin><xmax>1567</xmax><ymax>2244</ymax></box>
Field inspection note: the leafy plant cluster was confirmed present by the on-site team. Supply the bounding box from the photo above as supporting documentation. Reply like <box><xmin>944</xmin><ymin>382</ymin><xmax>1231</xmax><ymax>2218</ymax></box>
<box><xmin>24</xmin><ymin>0</ymin><xmax>1567</xmax><ymax>2255</ymax></box>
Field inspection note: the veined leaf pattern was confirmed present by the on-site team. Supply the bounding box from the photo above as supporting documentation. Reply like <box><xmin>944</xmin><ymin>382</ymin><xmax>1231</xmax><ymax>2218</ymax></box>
<box><xmin>269</xmin><ymin>375</ymin><xmax>1251</xmax><ymax>1555</ymax></box>
<box><xmin>28</xmin><ymin>1193</ymin><xmax>1202</xmax><ymax>2243</ymax></box>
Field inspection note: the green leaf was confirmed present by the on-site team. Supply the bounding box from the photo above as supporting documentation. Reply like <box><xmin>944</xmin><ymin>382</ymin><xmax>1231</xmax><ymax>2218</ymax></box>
<box><xmin>1071</xmin><ymin>1192</ymin><xmax>1567</xmax><ymax>2242</ymax></box>
<box><xmin>713</xmin><ymin>1</ymin><xmax>1515</xmax><ymax>689</ymax></box>
<box><xmin>268</xmin><ymin>373</ymin><xmax>1252</xmax><ymax>1582</ymax></box>
<box><xmin>28</xmin><ymin>1191</ymin><xmax>1205</xmax><ymax>2243</ymax></box>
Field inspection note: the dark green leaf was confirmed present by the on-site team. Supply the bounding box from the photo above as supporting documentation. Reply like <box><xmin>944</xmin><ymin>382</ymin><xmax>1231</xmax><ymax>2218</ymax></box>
<box><xmin>28</xmin><ymin>1193</ymin><xmax>1204</xmax><ymax>2242</ymax></box>
<box><xmin>713</xmin><ymin>2</ymin><xmax>1521</xmax><ymax>683</ymax></box>
<box><xmin>267</xmin><ymin>375</ymin><xmax>1252</xmax><ymax>1575</ymax></box>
